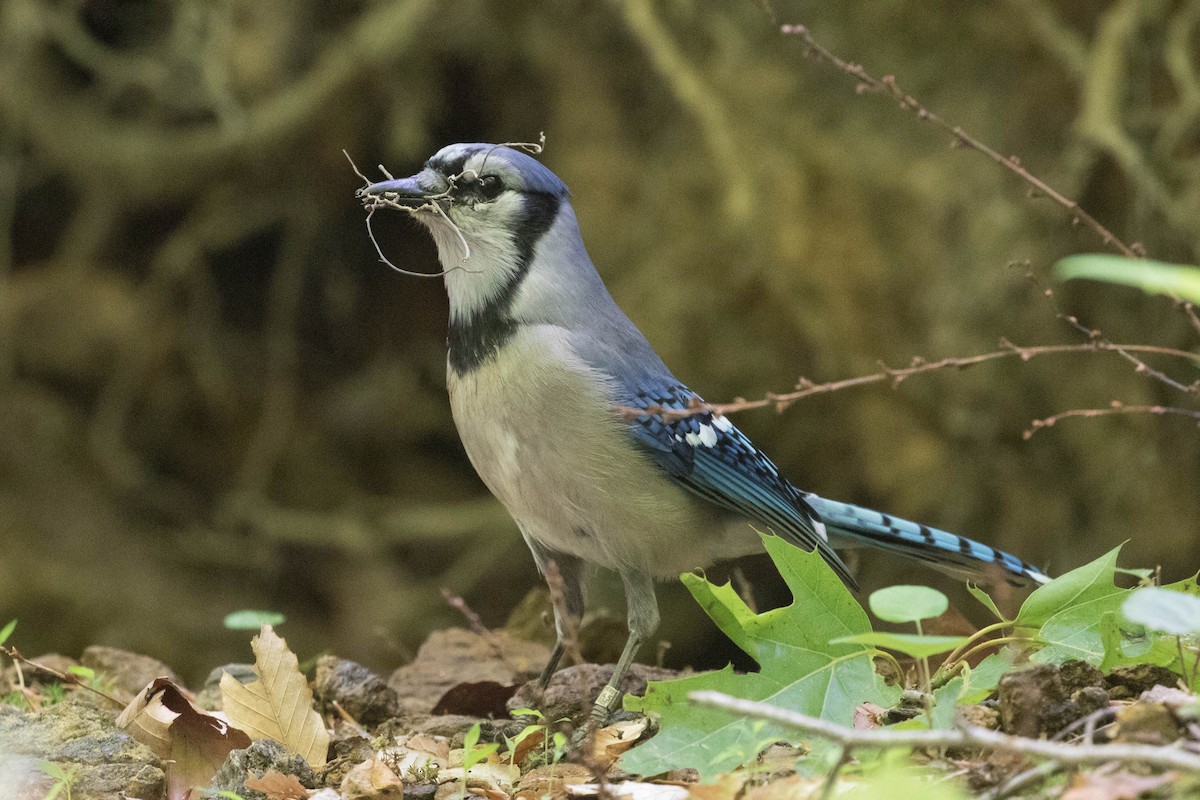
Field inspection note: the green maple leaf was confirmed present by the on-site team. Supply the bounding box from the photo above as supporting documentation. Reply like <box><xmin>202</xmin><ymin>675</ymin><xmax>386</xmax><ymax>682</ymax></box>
<box><xmin>1017</xmin><ymin>545</ymin><xmax>1130</xmax><ymax>664</ymax></box>
<box><xmin>620</xmin><ymin>534</ymin><xmax>898</xmax><ymax>779</ymax></box>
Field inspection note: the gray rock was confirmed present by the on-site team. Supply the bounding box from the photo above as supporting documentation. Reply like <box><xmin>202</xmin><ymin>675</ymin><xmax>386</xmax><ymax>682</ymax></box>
<box><xmin>388</xmin><ymin>628</ymin><xmax>550</xmax><ymax>715</ymax></box>
<box><xmin>80</xmin><ymin>646</ymin><xmax>180</xmax><ymax>697</ymax></box>
<box><xmin>314</xmin><ymin>655</ymin><xmax>402</xmax><ymax>727</ymax></box>
<box><xmin>195</xmin><ymin>663</ymin><xmax>256</xmax><ymax>711</ymax></box>
<box><xmin>0</xmin><ymin>695</ymin><xmax>165</xmax><ymax>800</ymax></box>
<box><xmin>210</xmin><ymin>738</ymin><xmax>316</xmax><ymax>800</ymax></box>
<box><xmin>508</xmin><ymin>663</ymin><xmax>678</xmax><ymax>723</ymax></box>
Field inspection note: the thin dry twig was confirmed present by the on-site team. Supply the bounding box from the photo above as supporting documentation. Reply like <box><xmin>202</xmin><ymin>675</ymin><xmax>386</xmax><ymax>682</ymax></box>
<box><xmin>439</xmin><ymin>587</ymin><xmax>520</xmax><ymax>674</ymax></box>
<box><xmin>689</xmin><ymin>690</ymin><xmax>1200</xmax><ymax>773</ymax></box>
<box><xmin>618</xmin><ymin>340</ymin><xmax>1200</xmax><ymax>420</ymax></box>
<box><xmin>780</xmin><ymin>23</ymin><xmax>1138</xmax><ymax>259</ymax></box>
<box><xmin>0</xmin><ymin>645</ymin><xmax>124</xmax><ymax>707</ymax></box>
<box><xmin>1024</xmin><ymin>402</ymin><xmax>1200</xmax><ymax>440</ymax></box>
<box><xmin>544</xmin><ymin>559</ymin><xmax>584</xmax><ymax>669</ymax></box>
<box><xmin>779</xmin><ymin>24</ymin><xmax>1200</xmax><ymax>401</ymax></box>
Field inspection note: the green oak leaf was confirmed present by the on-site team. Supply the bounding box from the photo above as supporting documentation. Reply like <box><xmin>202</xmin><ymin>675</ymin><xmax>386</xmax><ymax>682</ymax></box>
<box><xmin>1017</xmin><ymin>545</ymin><xmax>1130</xmax><ymax>664</ymax></box>
<box><xmin>620</xmin><ymin>534</ymin><xmax>898</xmax><ymax>779</ymax></box>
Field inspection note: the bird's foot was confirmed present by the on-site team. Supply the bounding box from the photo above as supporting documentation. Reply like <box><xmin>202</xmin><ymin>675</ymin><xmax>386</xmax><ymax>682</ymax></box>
<box><xmin>570</xmin><ymin>685</ymin><xmax>620</xmax><ymax>746</ymax></box>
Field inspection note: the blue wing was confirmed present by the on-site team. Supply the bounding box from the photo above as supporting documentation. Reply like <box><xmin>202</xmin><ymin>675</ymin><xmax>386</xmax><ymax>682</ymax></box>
<box><xmin>624</xmin><ymin>381</ymin><xmax>858</xmax><ymax>589</ymax></box>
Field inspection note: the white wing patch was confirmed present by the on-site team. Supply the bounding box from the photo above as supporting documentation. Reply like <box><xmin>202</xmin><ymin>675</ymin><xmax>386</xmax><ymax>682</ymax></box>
<box><xmin>698</xmin><ymin>423</ymin><xmax>718</xmax><ymax>448</ymax></box>
<box><xmin>712</xmin><ymin>415</ymin><xmax>732</xmax><ymax>432</ymax></box>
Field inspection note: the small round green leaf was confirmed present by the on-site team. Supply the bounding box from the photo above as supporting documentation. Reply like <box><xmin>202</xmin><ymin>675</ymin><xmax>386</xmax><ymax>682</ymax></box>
<box><xmin>0</xmin><ymin>619</ymin><xmax>16</xmax><ymax>647</ymax></box>
<box><xmin>223</xmin><ymin>610</ymin><xmax>286</xmax><ymax>630</ymax></box>
<box><xmin>1122</xmin><ymin>587</ymin><xmax>1200</xmax><ymax>637</ymax></box>
<box><xmin>869</xmin><ymin>585</ymin><xmax>949</xmax><ymax>624</ymax></box>
<box><xmin>831</xmin><ymin>632</ymin><xmax>969</xmax><ymax>660</ymax></box>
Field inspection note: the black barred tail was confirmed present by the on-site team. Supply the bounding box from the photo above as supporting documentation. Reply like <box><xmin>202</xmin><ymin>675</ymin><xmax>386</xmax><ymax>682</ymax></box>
<box><xmin>804</xmin><ymin>495</ymin><xmax>1049</xmax><ymax>587</ymax></box>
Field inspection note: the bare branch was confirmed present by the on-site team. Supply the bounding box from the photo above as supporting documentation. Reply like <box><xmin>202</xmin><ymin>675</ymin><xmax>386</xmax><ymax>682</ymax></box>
<box><xmin>618</xmin><ymin>341</ymin><xmax>1200</xmax><ymax>420</ymax></box>
<box><xmin>779</xmin><ymin>23</ymin><xmax>1138</xmax><ymax>259</ymax></box>
<box><xmin>689</xmin><ymin>690</ymin><xmax>1200</xmax><ymax>773</ymax></box>
<box><xmin>1024</xmin><ymin>402</ymin><xmax>1200</xmax><ymax>440</ymax></box>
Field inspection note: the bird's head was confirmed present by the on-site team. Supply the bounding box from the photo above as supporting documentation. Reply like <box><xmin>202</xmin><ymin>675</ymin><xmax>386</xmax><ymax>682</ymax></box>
<box><xmin>360</xmin><ymin>143</ymin><xmax>576</xmax><ymax>322</ymax></box>
<box><xmin>361</xmin><ymin>143</ymin><xmax>568</xmax><ymax>265</ymax></box>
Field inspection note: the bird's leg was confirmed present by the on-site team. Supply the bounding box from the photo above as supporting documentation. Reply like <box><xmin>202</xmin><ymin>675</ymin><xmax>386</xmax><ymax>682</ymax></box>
<box><xmin>587</xmin><ymin>569</ymin><xmax>659</xmax><ymax>727</ymax></box>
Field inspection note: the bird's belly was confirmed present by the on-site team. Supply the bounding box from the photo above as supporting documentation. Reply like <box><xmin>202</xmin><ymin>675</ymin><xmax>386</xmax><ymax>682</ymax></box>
<box><xmin>447</xmin><ymin>326</ymin><xmax>756</xmax><ymax>576</ymax></box>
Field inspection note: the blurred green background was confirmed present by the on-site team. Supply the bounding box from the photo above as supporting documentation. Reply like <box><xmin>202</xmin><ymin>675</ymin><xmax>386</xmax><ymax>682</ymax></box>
<box><xmin>0</xmin><ymin>0</ymin><xmax>1197</xmax><ymax>683</ymax></box>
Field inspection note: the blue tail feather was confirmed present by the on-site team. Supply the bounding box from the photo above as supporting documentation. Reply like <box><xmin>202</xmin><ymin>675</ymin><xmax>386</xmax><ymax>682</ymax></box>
<box><xmin>804</xmin><ymin>495</ymin><xmax>1049</xmax><ymax>587</ymax></box>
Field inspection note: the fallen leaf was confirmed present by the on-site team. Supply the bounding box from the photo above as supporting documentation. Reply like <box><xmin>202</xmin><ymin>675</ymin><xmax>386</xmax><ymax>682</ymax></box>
<box><xmin>509</xmin><ymin>727</ymin><xmax>545</xmax><ymax>766</ymax></box>
<box><xmin>116</xmin><ymin>677</ymin><xmax>251</xmax><ymax>800</ymax></box>
<box><xmin>341</xmin><ymin>757</ymin><xmax>404</xmax><ymax>800</ymax></box>
<box><xmin>853</xmin><ymin>702</ymin><xmax>887</xmax><ymax>730</ymax></box>
<box><xmin>1062</xmin><ymin>769</ymin><xmax>1175</xmax><ymax>800</ymax></box>
<box><xmin>514</xmin><ymin>763</ymin><xmax>593</xmax><ymax>800</ymax></box>
<box><xmin>591</xmin><ymin>718</ymin><xmax>650</xmax><ymax>767</ymax></box>
<box><xmin>687</xmin><ymin>774</ymin><xmax>747</xmax><ymax>800</ymax></box>
<box><xmin>566</xmin><ymin>782</ymin><xmax>690</xmax><ymax>800</ymax></box>
<box><xmin>442</xmin><ymin>762</ymin><xmax>521</xmax><ymax>792</ymax></box>
<box><xmin>220</xmin><ymin>624</ymin><xmax>331</xmax><ymax>767</ymax></box>
<box><xmin>244</xmin><ymin>768</ymin><xmax>309</xmax><ymax>800</ymax></box>
<box><xmin>432</xmin><ymin>681</ymin><xmax>520</xmax><ymax>716</ymax></box>
<box><xmin>740</xmin><ymin>774</ymin><xmax>824</xmax><ymax>800</ymax></box>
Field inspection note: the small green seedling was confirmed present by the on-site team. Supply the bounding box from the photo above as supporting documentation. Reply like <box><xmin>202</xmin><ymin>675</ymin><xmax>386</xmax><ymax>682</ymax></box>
<box><xmin>38</xmin><ymin>760</ymin><xmax>79</xmax><ymax>800</ymax></box>
<box><xmin>223</xmin><ymin>610</ymin><xmax>286</xmax><ymax>630</ymax></box>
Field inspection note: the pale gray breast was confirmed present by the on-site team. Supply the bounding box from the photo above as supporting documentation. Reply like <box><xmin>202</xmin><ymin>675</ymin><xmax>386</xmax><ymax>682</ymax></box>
<box><xmin>447</xmin><ymin>325</ymin><xmax>758</xmax><ymax>576</ymax></box>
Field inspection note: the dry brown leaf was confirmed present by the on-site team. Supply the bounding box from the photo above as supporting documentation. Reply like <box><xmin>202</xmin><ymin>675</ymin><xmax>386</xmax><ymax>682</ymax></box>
<box><xmin>687</xmin><ymin>774</ymin><xmax>746</xmax><ymax>800</ymax></box>
<box><xmin>853</xmin><ymin>702</ymin><xmax>888</xmax><ymax>730</ymax></box>
<box><xmin>219</xmin><ymin>624</ymin><xmax>331</xmax><ymax>767</ymax></box>
<box><xmin>740</xmin><ymin>774</ymin><xmax>823</xmax><ymax>800</ymax></box>
<box><xmin>509</xmin><ymin>727</ymin><xmax>545</xmax><ymax>766</ymax></box>
<box><xmin>590</xmin><ymin>718</ymin><xmax>650</xmax><ymax>767</ymax></box>
<box><xmin>566</xmin><ymin>781</ymin><xmax>690</xmax><ymax>800</ymax></box>
<box><xmin>341</xmin><ymin>757</ymin><xmax>404</xmax><ymax>800</ymax></box>
<box><xmin>116</xmin><ymin>677</ymin><xmax>251</xmax><ymax>800</ymax></box>
<box><xmin>1062</xmin><ymin>769</ymin><xmax>1175</xmax><ymax>800</ymax></box>
<box><xmin>244</xmin><ymin>768</ymin><xmax>309</xmax><ymax>800</ymax></box>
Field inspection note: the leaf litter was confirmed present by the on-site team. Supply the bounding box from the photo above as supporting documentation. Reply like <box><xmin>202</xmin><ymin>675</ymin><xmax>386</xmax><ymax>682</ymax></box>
<box><xmin>4</xmin><ymin>541</ymin><xmax>1200</xmax><ymax>799</ymax></box>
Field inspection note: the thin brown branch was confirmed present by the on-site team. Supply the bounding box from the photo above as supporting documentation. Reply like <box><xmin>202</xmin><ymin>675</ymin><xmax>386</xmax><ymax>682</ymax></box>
<box><xmin>544</xmin><ymin>560</ymin><xmax>584</xmax><ymax>669</ymax></box>
<box><xmin>0</xmin><ymin>645</ymin><xmax>123</xmax><ymax>707</ymax></box>
<box><xmin>1025</xmin><ymin>266</ymin><xmax>1200</xmax><ymax>397</ymax></box>
<box><xmin>779</xmin><ymin>23</ymin><xmax>1138</xmax><ymax>259</ymax></box>
<box><xmin>1023</xmin><ymin>402</ymin><xmax>1200</xmax><ymax>440</ymax></box>
<box><xmin>689</xmin><ymin>690</ymin><xmax>1200</xmax><ymax>773</ymax></box>
<box><xmin>439</xmin><ymin>587</ymin><xmax>520</xmax><ymax>675</ymax></box>
<box><xmin>778</xmin><ymin>24</ymin><xmax>1200</xmax><ymax>397</ymax></box>
<box><xmin>618</xmin><ymin>341</ymin><xmax>1200</xmax><ymax>420</ymax></box>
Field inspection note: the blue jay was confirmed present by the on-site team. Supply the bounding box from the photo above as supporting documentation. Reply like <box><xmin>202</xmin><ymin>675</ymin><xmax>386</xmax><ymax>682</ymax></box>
<box><xmin>359</xmin><ymin>143</ymin><xmax>1049</xmax><ymax>724</ymax></box>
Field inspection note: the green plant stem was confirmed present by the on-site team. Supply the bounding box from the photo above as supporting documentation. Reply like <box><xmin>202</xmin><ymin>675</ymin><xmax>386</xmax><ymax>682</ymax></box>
<box><xmin>939</xmin><ymin>620</ymin><xmax>1014</xmax><ymax>667</ymax></box>
<box><xmin>948</xmin><ymin>636</ymin><xmax>1035</xmax><ymax>670</ymax></box>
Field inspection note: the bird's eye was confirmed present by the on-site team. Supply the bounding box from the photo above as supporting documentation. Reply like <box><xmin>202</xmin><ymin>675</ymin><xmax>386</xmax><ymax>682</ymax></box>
<box><xmin>478</xmin><ymin>174</ymin><xmax>504</xmax><ymax>199</ymax></box>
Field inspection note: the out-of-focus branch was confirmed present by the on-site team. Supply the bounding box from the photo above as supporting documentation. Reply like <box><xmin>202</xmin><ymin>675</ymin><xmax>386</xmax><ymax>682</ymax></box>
<box><xmin>1006</xmin><ymin>0</ymin><xmax>1089</xmax><ymax>79</ymax></box>
<box><xmin>236</xmin><ymin>207</ymin><xmax>319</xmax><ymax>498</ymax></box>
<box><xmin>0</xmin><ymin>120</ymin><xmax>18</xmax><ymax>388</ymax></box>
<box><xmin>0</xmin><ymin>0</ymin><xmax>438</xmax><ymax>201</ymax></box>
<box><xmin>616</xmin><ymin>0</ymin><xmax>753</xmax><ymax>221</ymax></box>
